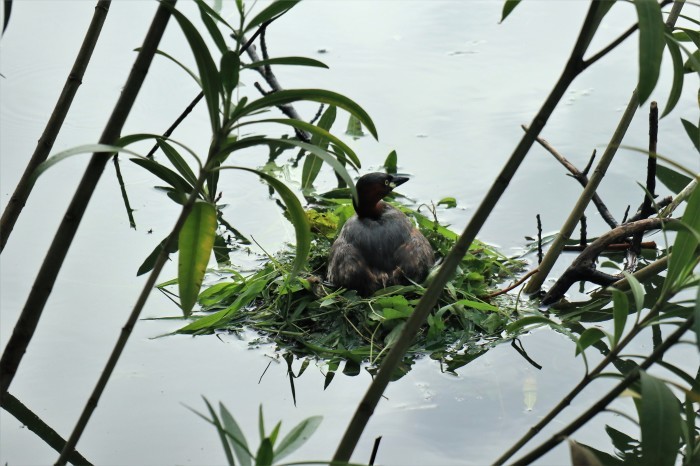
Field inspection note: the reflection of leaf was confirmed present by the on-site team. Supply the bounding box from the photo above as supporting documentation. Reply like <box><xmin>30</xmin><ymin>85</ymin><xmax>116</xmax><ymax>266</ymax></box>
<box><xmin>345</xmin><ymin>114</ymin><xmax>365</xmax><ymax>138</ymax></box>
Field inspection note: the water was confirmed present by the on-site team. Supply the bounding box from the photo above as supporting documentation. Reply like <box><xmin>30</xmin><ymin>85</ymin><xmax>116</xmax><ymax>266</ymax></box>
<box><xmin>1</xmin><ymin>1</ymin><xmax>698</xmax><ymax>464</ymax></box>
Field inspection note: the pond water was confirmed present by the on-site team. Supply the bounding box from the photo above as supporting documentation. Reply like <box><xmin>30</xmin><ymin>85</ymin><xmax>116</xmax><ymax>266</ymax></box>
<box><xmin>1</xmin><ymin>1</ymin><xmax>698</xmax><ymax>465</ymax></box>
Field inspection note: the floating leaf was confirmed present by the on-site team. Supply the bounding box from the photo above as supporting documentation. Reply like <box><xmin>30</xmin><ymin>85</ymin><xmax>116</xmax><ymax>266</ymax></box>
<box><xmin>179</xmin><ymin>201</ymin><xmax>217</xmax><ymax>316</ymax></box>
<box><xmin>634</xmin><ymin>0</ymin><xmax>665</xmax><ymax>104</ymax></box>
<box><xmin>639</xmin><ymin>370</ymin><xmax>682</xmax><ymax>466</ymax></box>
<box><xmin>438</xmin><ymin>197</ymin><xmax>457</xmax><ymax>208</ymax></box>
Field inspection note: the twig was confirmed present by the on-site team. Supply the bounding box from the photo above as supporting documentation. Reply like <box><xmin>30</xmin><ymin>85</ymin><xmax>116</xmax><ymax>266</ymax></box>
<box><xmin>536</xmin><ymin>214</ymin><xmax>543</xmax><ymax>264</ymax></box>
<box><xmin>0</xmin><ymin>0</ymin><xmax>111</xmax><ymax>252</ymax></box>
<box><xmin>523</xmin><ymin>125</ymin><xmax>618</xmax><ymax>228</ymax></box>
<box><xmin>488</xmin><ymin>268</ymin><xmax>539</xmax><ymax>298</ymax></box>
<box><xmin>579</xmin><ymin>215</ymin><xmax>587</xmax><ymax>248</ymax></box>
<box><xmin>523</xmin><ymin>0</ymin><xmax>683</xmax><ymax>293</ymax></box>
<box><xmin>369</xmin><ymin>436</ymin><xmax>382</xmax><ymax>465</ymax></box>
<box><xmin>563</xmin><ymin>240</ymin><xmax>657</xmax><ymax>252</ymax></box>
<box><xmin>511</xmin><ymin>338</ymin><xmax>543</xmax><ymax>370</ymax></box>
<box><xmin>542</xmin><ymin>218</ymin><xmax>671</xmax><ymax>306</ymax></box>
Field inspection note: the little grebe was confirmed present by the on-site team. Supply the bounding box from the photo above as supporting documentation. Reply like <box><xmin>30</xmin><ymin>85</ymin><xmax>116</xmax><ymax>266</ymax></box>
<box><xmin>327</xmin><ymin>172</ymin><xmax>434</xmax><ymax>296</ymax></box>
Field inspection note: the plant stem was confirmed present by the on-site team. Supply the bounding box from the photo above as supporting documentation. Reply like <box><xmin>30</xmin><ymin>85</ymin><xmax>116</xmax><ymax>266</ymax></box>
<box><xmin>0</xmin><ymin>0</ymin><xmax>111</xmax><ymax>252</ymax></box>
<box><xmin>0</xmin><ymin>1</ymin><xmax>176</xmax><ymax>400</ymax></box>
<box><xmin>510</xmin><ymin>315</ymin><xmax>694</xmax><ymax>465</ymax></box>
<box><xmin>523</xmin><ymin>0</ymin><xmax>685</xmax><ymax>293</ymax></box>
<box><xmin>331</xmin><ymin>2</ymin><xmax>610</xmax><ymax>461</ymax></box>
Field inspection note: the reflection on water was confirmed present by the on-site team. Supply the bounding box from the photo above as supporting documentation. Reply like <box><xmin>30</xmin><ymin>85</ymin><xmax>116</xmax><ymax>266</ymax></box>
<box><xmin>1</xmin><ymin>1</ymin><xmax>698</xmax><ymax>465</ymax></box>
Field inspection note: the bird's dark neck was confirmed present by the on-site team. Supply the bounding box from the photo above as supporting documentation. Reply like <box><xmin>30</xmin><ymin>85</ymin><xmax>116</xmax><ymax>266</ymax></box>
<box><xmin>354</xmin><ymin>199</ymin><xmax>384</xmax><ymax>220</ymax></box>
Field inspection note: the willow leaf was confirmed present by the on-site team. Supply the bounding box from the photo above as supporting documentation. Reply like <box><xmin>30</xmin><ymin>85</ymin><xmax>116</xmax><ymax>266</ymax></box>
<box><xmin>179</xmin><ymin>201</ymin><xmax>217</xmax><ymax>316</ymax></box>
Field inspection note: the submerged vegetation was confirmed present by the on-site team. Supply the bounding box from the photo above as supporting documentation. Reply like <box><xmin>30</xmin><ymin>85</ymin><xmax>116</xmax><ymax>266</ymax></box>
<box><xmin>162</xmin><ymin>191</ymin><xmax>525</xmax><ymax>378</ymax></box>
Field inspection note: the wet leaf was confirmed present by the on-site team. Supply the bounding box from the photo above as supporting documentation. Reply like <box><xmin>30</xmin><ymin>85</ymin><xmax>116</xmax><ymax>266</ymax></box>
<box><xmin>634</xmin><ymin>0</ymin><xmax>665</xmax><ymax>104</ymax></box>
<box><xmin>639</xmin><ymin>370</ymin><xmax>681</xmax><ymax>466</ymax></box>
<box><xmin>179</xmin><ymin>201</ymin><xmax>217</xmax><ymax>316</ymax></box>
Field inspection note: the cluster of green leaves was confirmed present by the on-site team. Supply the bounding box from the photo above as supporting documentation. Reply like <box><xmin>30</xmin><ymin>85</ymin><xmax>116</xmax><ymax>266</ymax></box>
<box><xmin>163</xmin><ymin>194</ymin><xmax>524</xmax><ymax>380</ymax></box>
<box><xmin>190</xmin><ymin>398</ymin><xmax>321</xmax><ymax>466</ymax></box>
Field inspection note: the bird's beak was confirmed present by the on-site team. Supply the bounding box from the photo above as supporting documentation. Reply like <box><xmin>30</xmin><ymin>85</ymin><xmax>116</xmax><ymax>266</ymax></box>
<box><xmin>390</xmin><ymin>175</ymin><xmax>409</xmax><ymax>188</ymax></box>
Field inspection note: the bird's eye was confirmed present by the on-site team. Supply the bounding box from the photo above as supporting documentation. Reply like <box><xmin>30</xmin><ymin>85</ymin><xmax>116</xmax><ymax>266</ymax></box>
<box><xmin>384</xmin><ymin>179</ymin><xmax>390</xmax><ymax>186</ymax></box>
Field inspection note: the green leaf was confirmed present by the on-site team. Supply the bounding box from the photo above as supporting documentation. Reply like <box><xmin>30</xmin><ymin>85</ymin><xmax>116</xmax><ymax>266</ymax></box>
<box><xmin>244</xmin><ymin>0</ymin><xmax>301</xmax><ymax>33</ymax></box>
<box><xmin>258</xmin><ymin>405</ymin><xmax>265</xmax><ymax>442</ymax></box>
<box><xmin>622</xmin><ymin>271</ymin><xmax>644</xmax><ymax>313</ymax></box>
<box><xmin>575</xmin><ymin>327</ymin><xmax>607</xmax><ymax>356</ymax></box>
<box><xmin>130</xmin><ymin>157</ymin><xmax>193</xmax><ymax>195</ymax></box>
<box><xmin>663</xmin><ymin>184</ymin><xmax>700</xmax><ymax>296</ymax></box>
<box><xmin>634</xmin><ymin>0</ymin><xmax>665</xmax><ymax>104</ymax></box>
<box><xmin>149</xmin><ymin>49</ymin><xmax>201</xmax><ymax>87</ymax></box>
<box><xmin>661</xmin><ymin>34</ymin><xmax>684</xmax><ymax>118</ymax></box>
<box><xmin>301</xmin><ymin>106</ymin><xmax>337</xmax><ymax>190</ymax></box>
<box><xmin>166</xmin><ymin>4</ymin><xmax>221</xmax><ymax>133</ymax></box>
<box><xmin>221</xmin><ymin>167</ymin><xmax>310</xmax><ymax>277</ymax></box>
<box><xmin>656</xmin><ymin>163</ymin><xmax>693</xmax><ymax>195</ymax></box>
<box><xmin>568</xmin><ymin>440</ymin><xmax>605</xmax><ymax>466</ymax></box>
<box><xmin>220</xmin><ymin>50</ymin><xmax>241</xmax><ymax>97</ymax></box>
<box><xmin>695</xmin><ymin>284</ymin><xmax>700</xmax><ymax>351</ymax></box>
<box><xmin>137</xmin><ymin>235</ymin><xmax>179</xmax><ymax>276</ymax></box>
<box><xmin>178</xmin><ymin>201</ymin><xmax>217</xmax><ymax>316</ymax></box>
<box><xmin>157</xmin><ymin>139</ymin><xmax>199</xmax><ymax>188</ymax></box>
<box><xmin>500</xmin><ymin>0</ymin><xmax>521</xmax><ymax>23</ymax></box>
<box><xmin>639</xmin><ymin>371</ymin><xmax>682</xmax><ymax>466</ymax></box>
<box><xmin>345</xmin><ymin>114</ymin><xmax>365</xmax><ymax>138</ymax></box>
<box><xmin>243</xmin><ymin>56</ymin><xmax>328</xmax><ymax>69</ymax></box>
<box><xmin>202</xmin><ymin>397</ymin><xmax>236</xmax><ymax>466</ymax></box>
<box><xmin>31</xmin><ymin>144</ymin><xmax>140</xmax><ymax>187</ymax></box>
<box><xmin>681</xmin><ymin>118</ymin><xmax>699</xmax><ymax>153</ymax></box>
<box><xmin>506</xmin><ymin>315</ymin><xmax>559</xmax><ymax>334</ymax></box>
<box><xmin>384</xmin><ymin>150</ymin><xmax>397</xmax><ymax>174</ymax></box>
<box><xmin>268</xmin><ymin>421</ymin><xmax>282</xmax><ymax>448</ymax></box>
<box><xmin>196</xmin><ymin>0</ymin><xmax>228</xmax><ymax>54</ymax></box>
<box><xmin>238</xmin><ymin>89</ymin><xmax>378</xmax><ymax>139</ymax></box>
<box><xmin>438</xmin><ymin>197</ymin><xmax>457</xmax><ymax>208</ymax></box>
<box><xmin>255</xmin><ymin>438</ymin><xmax>274</xmax><ymax>466</ymax></box>
<box><xmin>611</xmin><ymin>289</ymin><xmax>629</xmax><ymax>347</ymax></box>
<box><xmin>218</xmin><ymin>404</ymin><xmax>252</xmax><ymax>466</ymax></box>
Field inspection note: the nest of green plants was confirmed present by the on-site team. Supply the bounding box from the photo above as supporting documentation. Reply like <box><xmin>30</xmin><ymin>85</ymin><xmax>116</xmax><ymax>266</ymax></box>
<box><xmin>168</xmin><ymin>193</ymin><xmax>525</xmax><ymax>377</ymax></box>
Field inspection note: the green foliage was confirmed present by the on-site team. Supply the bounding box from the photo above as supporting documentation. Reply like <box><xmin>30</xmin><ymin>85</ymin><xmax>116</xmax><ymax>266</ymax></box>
<box><xmin>190</xmin><ymin>398</ymin><xmax>321</xmax><ymax>466</ymax></box>
<box><xmin>179</xmin><ymin>201</ymin><xmax>217</xmax><ymax>316</ymax></box>
<box><xmin>633</xmin><ymin>0</ymin><xmax>665</xmax><ymax>105</ymax></box>
<box><xmin>165</xmin><ymin>195</ymin><xmax>524</xmax><ymax>377</ymax></box>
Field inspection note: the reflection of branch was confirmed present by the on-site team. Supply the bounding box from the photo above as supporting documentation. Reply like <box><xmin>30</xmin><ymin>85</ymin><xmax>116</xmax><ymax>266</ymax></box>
<box><xmin>522</xmin><ymin>125</ymin><xmax>618</xmax><ymax>228</ymax></box>
<box><xmin>542</xmin><ymin>218</ymin><xmax>671</xmax><ymax>306</ymax></box>
<box><xmin>244</xmin><ymin>30</ymin><xmax>311</xmax><ymax>142</ymax></box>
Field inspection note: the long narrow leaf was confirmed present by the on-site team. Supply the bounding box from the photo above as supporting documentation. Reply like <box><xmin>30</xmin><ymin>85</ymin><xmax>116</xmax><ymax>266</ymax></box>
<box><xmin>611</xmin><ymin>289</ymin><xmax>629</xmax><ymax>347</ymax></box>
<box><xmin>219</xmin><ymin>403</ymin><xmax>253</xmax><ymax>466</ymax></box>
<box><xmin>575</xmin><ymin>327</ymin><xmax>607</xmax><ymax>356</ymax></box>
<box><xmin>157</xmin><ymin>140</ymin><xmax>199</xmax><ymax>188</ymax></box>
<box><xmin>273</xmin><ymin>416</ymin><xmax>322</xmax><ymax>462</ymax></box>
<box><xmin>130</xmin><ymin>157</ymin><xmax>193</xmax><ymax>194</ymax></box>
<box><xmin>137</xmin><ymin>235</ymin><xmax>179</xmax><ymax>276</ymax></box>
<box><xmin>202</xmin><ymin>397</ymin><xmax>236</xmax><ymax>466</ymax></box>
<box><xmin>661</xmin><ymin>34</ymin><xmax>684</xmax><ymax>118</ymax></box>
<box><xmin>639</xmin><ymin>371</ymin><xmax>682</xmax><ymax>466</ymax></box>
<box><xmin>166</xmin><ymin>5</ymin><xmax>221</xmax><ymax>132</ymax></box>
<box><xmin>302</xmin><ymin>106</ymin><xmax>336</xmax><ymax>190</ymax></box>
<box><xmin>238</xmin><ymin>89</ymin><xmax>378</xmax><ymax>139</ymax></box>
<box><xmin>219</xmin><ymin>167</ymin><xmax>310</xmax><ymax>277</ymax></box>
<box><xmin>148</xmin><ymin>48</ymin><xmax>202</xmax><ymax>87</ymax></box>
<box><xmin>243</xmin><ymin>56</ymin><xmax>328</xmax><ymax>69</ymax></box>
<box><xmin>196</xmin><ymin>0</ymin><xmax>228</xmax><ymax>54</ymax></box>
<box><xmin>179</xmin><ymin>201</ymin><xmax>217</xmax><ymax>316</ymax></box>
<box><xmin>662</xmin><ymin>183</ymin><xmax>700</xmax><ymax>296</ymax></box>
<box><xmin>634</xmin><ymin>0</ymin><xmax>666</xmax><ymax>104</ymax></box>
<box><xmin>243</xmin><ymin>0</ymin><xmax>301</xmax><ymax>33</ymax></box>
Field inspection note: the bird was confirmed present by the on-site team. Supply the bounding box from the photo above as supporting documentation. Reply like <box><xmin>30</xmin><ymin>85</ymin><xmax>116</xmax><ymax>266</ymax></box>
<box><xmin>327</xmin><ymin>172</ymin><xmax>434</xmax><ymax>297</ymax></box>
